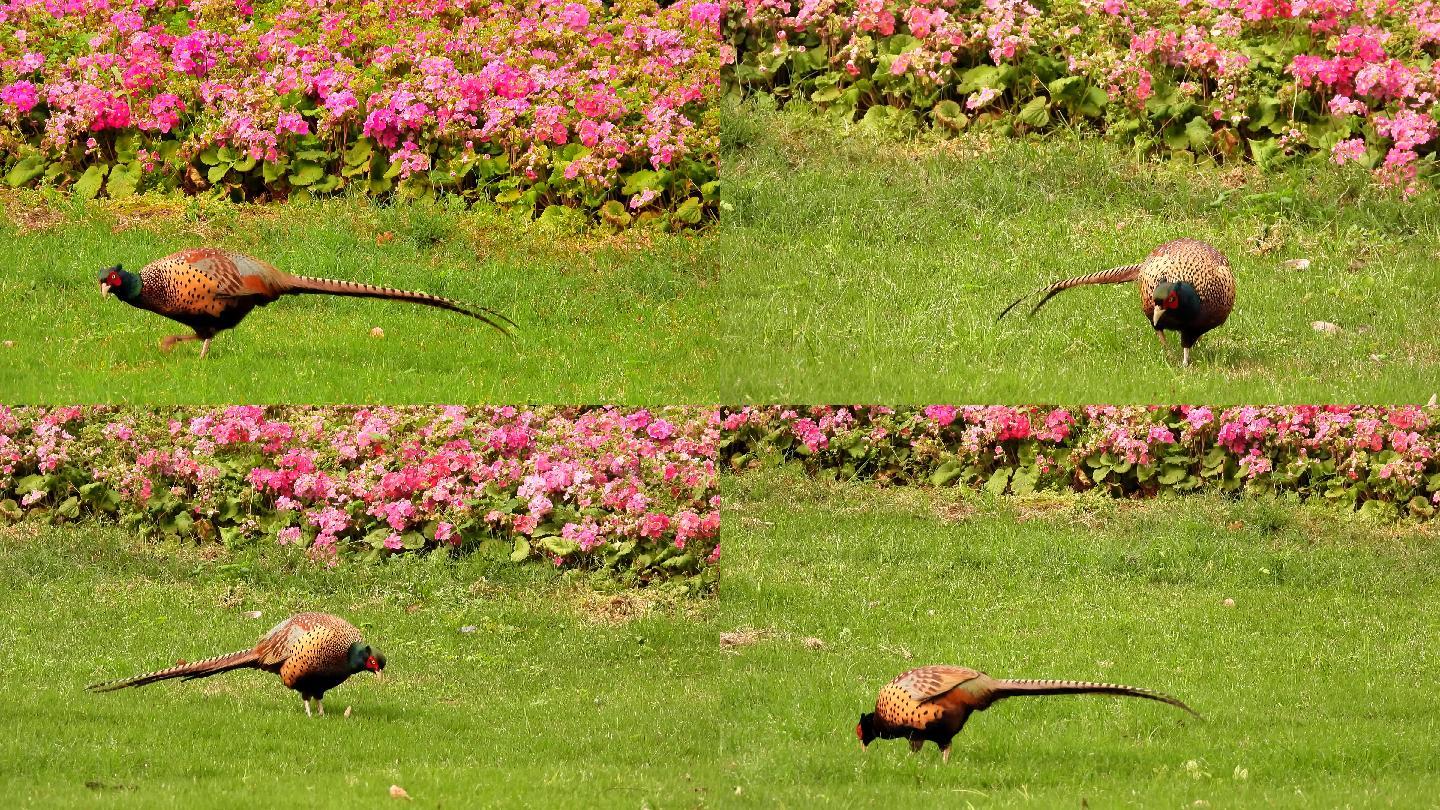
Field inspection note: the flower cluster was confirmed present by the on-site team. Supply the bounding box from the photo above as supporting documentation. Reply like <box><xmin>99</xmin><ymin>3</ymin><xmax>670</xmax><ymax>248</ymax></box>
<box><xmin>725</xmin><ymin>0</ymin><xmax>1440</xmax><ymax>194</ymax></box>
<box><xmin>0</xmin><ymin>406</ymin><xmax>720</xmax><ymax>586</ymax></box>
<box><xmin>721</xmin><ymin>405</ymin><xmax>1440</xmax><ymax>518</ymax></box>
<box><xmin>0</xmin><ymin>0</ymin><xmax>719</xmax><ymax>223</ymax></box>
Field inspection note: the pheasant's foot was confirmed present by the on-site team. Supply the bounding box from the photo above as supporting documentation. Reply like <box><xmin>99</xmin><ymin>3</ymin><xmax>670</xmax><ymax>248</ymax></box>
<box><xmin>1155</xmin><ymin>329</ymin><xmax>1168</xmax><ymax>347</ymax></box>
<box><xmin>317</xmin><ymin>700</ymin><xmax>325</xmax><ymax>717</ymax></box>
<box><xmin>1182</xmin><ymin>347</ymin><xmax>1191</xmax><ymax>367</ymax></box>
<box><xmin>160</xmin><ymin>334</ymin><xmax>200</xmax><ymax>354</ymax></box>
<box><xmin>941</xmin><ymin>746</ymin><xmax>951</xmax><ymax>764</ymax></box>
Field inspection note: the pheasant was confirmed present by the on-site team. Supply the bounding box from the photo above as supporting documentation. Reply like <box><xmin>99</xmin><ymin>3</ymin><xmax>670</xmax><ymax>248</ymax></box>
<box><xmin>997</xmin><ymin>239</ymin><xmax>1236</xmax><ymax>367</ymax></box>
<box><xmin>98</xmin><ymin>247</ymin><xmax>516</xmax><ymax>358</ymax></box>
<box><xmin>87</xmin><ymin>612</ymin><xmax>385</xmax><ymax>716</ymax></box>
<box><xmin>856</xmin><ymin>664</ymin><xmax>1200</xmax><ymax>763</ymax></box>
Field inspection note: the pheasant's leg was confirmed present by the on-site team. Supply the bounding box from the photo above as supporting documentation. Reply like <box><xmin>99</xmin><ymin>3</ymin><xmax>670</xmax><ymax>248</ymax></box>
<box><xmin>199</xmin><ymin>338</ymin><xmax>212</xmax><ymax>359</ymax></box>
<box><xmin>1182</xmin><ymin>347</ymin><xmax>1191</xmax><ymax>367</ymax></box>
<box><xmin>317</xmin><ymin>699</ymin><xmax>324</xmax><ymax>717</ymax></box>
<box><xmin>941</xmin><ymin>744</ymin><xmax>952</xmax><ymax>764</ymax></box>
<box><xmin>159</xmin><ymin>333</ymin><xmax>201</xmax><ymax>353</ymax></box>
<box><xmin>1155</xmin><ymin>329</ymin><xmax>1168</xmax><ymax>347</ymax></box>
<box><xmin>303</xmin><ymin>697</ymin><xmax>312</xmax><ymax>717</ymax></box>
<box><xmin>909</xmin><ymin>739</ymin><xmax>924</xmax><ymax>754</ymax></box>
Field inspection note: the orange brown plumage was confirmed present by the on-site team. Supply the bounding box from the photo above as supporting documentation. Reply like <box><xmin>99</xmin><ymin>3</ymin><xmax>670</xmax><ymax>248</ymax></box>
<box><xmin>99</xmin><ymin>247</ymin><xmax>515</xmax><ymax>358</ymax></box>
<box><xmin>857</xmin><ymin>664</ymin><xmax>1200</xmax><ymax>763</ymax></box>
<box><xmin>87</xmin><ymin>612</ymin><xmax>385</xmax><ymax>716</ymax></box>
<box><xmin>997</xmin><ymin>239</ymin><xmax>1236</xmax><ymax>366</ymax></box>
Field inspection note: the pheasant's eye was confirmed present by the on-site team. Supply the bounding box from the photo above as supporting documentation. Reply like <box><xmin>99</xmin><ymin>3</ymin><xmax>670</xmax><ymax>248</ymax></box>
<box><xmin>1166</xmin><ymin>292</ymin><xmax>1178</xmax><ymax>307</ymax></box>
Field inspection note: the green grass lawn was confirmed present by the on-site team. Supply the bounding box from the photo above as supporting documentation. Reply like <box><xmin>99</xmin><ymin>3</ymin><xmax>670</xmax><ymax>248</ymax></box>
<box><xmin>718</xmin><ymin>101</ymin><xmax>1440</xmax><ymax>403</ymax></box>
<box><xmin>0</xmin><ymin>524</ymin><xmax>732</xmax><ymax>808</ymax></box>
<box><xmin>721</xmin><ymin>468</ymin><xmax>1440</xmax><ymax>806</ymax></box>
<box><xmin>0</xmin><ymin>193</ymin><xmax>719</xmax><ymax>403</ymax></box>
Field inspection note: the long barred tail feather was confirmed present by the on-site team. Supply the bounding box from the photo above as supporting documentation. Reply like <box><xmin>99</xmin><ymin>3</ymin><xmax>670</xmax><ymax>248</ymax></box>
<box><xmin>997</xmin><ymin>263</ymin><xmax>1144</xmax><ymax>321</ymax></box>
<box><xmin>992</xmin><ymin>678</ymin><xmax>1202</xmax><ymax>719</ymax></box>
<box><xmin>284</xmin><ymin>275</ymin><xmax>517</xmax><ymax>336</ymax></box>
<box><xmin>86</xmin><ymin>649</ymin><xmax>260</xmax><ymax>692</ymax></box>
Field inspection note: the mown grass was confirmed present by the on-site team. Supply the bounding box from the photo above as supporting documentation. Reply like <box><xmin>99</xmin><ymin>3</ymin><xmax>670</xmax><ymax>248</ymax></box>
<box><xmin>718</xmin><ymin>100</ymin><xmax>1440</xmax><ymax>403</ymax></box>
<box><xmin>0</xmin><ymin>523</ymin><xmax>732</xmax><ymax>808</ymax></box>
<box><xmin>721</xmin><ymin>467</ymin><xmax>1440</xmax><ymax>806</ymax></box>
<box><xmin>0</xmin><ymin>192</ymin><xmax>719</xmax><ymax>403</ymax></box>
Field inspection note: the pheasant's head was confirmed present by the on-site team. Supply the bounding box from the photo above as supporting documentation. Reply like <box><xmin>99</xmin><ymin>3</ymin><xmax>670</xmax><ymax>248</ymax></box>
<box><xmin>347</xmin><ymin>642</ymin><xmax>387</xmax><ymax>681</ymax></box>
<box><xmin>98</xmin><ymin>265</ymin><xmax>140</xmax><ymax>301</ymax></box>
<box><xmin>856</xmin><ymin>712</ymin><xmax>879</xmax><ymax>748</ymax></box>
<box><xmin>1152</xmin><ymin>280</ymin><xmax>1200</xmax><ymax>326</ymax></box>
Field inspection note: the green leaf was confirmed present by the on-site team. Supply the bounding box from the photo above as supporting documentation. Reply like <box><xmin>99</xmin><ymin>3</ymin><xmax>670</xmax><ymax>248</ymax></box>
<box><xmin>74</xmin><ymin>164</ymin><xmax>108</xmax><ymax>199</ymax></box>
<box><xmin>930</xmin><ymin>460</ymin><xmax>963</xmax><ymax>487</ymax></box>
<box><xmin>0</xmin><ymin>499</ymin><xmax>20</xmax><ymax>522</ymax></box>
<box><xmin>5</xmin><ymin>155</ymin><xmax>46</xmax><ymax>187</ymax></box>
<box><xmin>932</xmin><ymin>99</ymin><xmax>968</xmax><ymax>132</ymax></box>
<box><xmin>262</xmin><ymin>160</ymin><xmax>288</xmax><ymax>183</ymax></box>
<box><xmin>985</xmin><ymin>468</ymin><xmax>1015</xmax><ymax>495</ymax></box>
<box><xmin>343</xmin><ymin>138</ymin><xmax>374</xmax><ymax>166</ymax></box>
<box><xmin>56</xmin><ymin>496</ymin><xmax>80</xmax><ymax>520</ymax></box>
<box><xmin>621</xmin><ymin>170</ymin><xmax>663</xmax><ymax>195</ymax></box>
<box><xmin>402</xmin><ymin>531</ymin><xmax>426</xmax><ymax>550</ymax></box>
<box><xmin>538</xmin><ymin>536</ymin><xmax>580</xmax><ymax>557</ymax></box>
<box><xmin>600</xmin><ymin>199</ymin><xmax>632</xmax><ymax>227</ymax></box>
<box><xmin>1185</xmin><ymin>115</ymin><xmax>1212</xmax><ymax>151</ymax></box>
<box><xmin>510</xmin><ymin>537</ymin><xmax>531</xmax><ymax>562</ymax></box>
<box><xmin>206</xmin><ymin>163</ymin><xmax>230</xmax><ymax>184</ymax></box>
<box><xmin>107</xmin><ymin>160</ymin><xmax>142</xmax><ymax>198</ymax></box>
<box><xmin>310</xmin><ymin>173</ymin><xmax>343</xmax><ymax>193</ymax></box>
<box><xmin>198</xmin><ymin>146</ymin><xmax>222</xmax><ymax>166</ymax></box>
<box><xmin>232</xmin><ymin>155</ymin><xmax>257</xmax><ymax>173</ymax></box>
<box><xmin>674</xmin><ymin>197</ymin><xmax>702</xmax><ymax>224</ymax></box>
<box><xmin>1017</xmin><ymin>97</ymin><xmax>1050</xmax><ymax>128</ymax></box>
<box><xmin>289</xmin><ymin>161</ymin><xmax>325</xmax><ymax>186</ymax></box>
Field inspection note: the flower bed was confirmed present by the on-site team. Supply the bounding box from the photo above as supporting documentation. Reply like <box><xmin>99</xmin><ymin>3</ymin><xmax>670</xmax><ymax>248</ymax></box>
<box><xmin>722</xmin><ymin>405</ymin><xmax>1440</xmax><ymax>519</ymax></box>
<box><xmin>0</xmin><ymin>405</ymin><xmax>720</xmax><ymax>588</ymax></box>
<box><xmin>0</xmin><ymin>0</ymin><xmax>720</xmax><ymax>227</ymax></box>
<box><xmin>724</xmin><ymin>0</ymin><xmax>1440</xmax><ymax>194</ymax></box>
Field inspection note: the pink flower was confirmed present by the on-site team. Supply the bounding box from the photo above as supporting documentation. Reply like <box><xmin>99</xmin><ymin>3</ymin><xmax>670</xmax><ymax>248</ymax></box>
<box><xmin>383</xmin><ymin>533</ymin><xmax>403</xmax><ymax>550</ymax></box>
<box><xmin>1</xmin><ymin>81</ymin><xmax>39</xmax><ymax>113</ymax></box>
<box><xmin>277</xmin><ymin>526</ymin><xmax>302</xmax><ymax>545</ymax></box>
<box><xmin>559</xmin><ymin>3</ymin><xmax>591</xmax><ymax>30</ymax></box>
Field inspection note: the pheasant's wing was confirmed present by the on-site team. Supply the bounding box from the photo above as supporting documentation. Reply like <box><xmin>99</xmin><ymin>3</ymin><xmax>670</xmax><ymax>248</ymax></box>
<box><xmin>253</xmin><ymin>614</ymin><xmax>319</xmax><ymax>665</ymax></box>
<box><xmin>888</xmin><ymin>665</ymin><xmax>984</xmax><ymax>702</ymax></box>
<box><xmin>182</xmin><ymin>248</ymin><xmax>289</xmax><ymax>301</ymax></box>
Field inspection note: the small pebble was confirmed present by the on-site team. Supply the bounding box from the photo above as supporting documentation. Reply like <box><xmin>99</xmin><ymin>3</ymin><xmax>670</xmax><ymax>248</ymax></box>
<box><xmin>459</xmin><ymin>625</ymin><xmax>477</xmax><ymax>634</ymax></box>
<box><xmin>2</xmin><ymin>340</ymin><xmax>13</xmax><ymax>348</ymax></box>
<box><xmin>344</xmin><ymin>706</ymin><xmax>352</xmax><ymax>718</ymax></box>
<box><xmin>371</xmin><ymin>327</ymin><xmax>385</xmax><ymax>338</ymax></box>
<box><xmin>243</xmin><ymin>610</ymin><xmax>263</xmax><ymax>619</ymax></box>
<box><xmin>802</xmin><ymin>637</ymin><xmax>825</xmax><ymax>650</ymax></box>
<box><xmin>1282</xmin><ymin>258</ymin><xmax>1311</xmax><ymax>271</ymax></box>
<box><xmin>1312</xmin><ymin>321</ymin><xmax>1341</xmax><ymax>334</ymax></box>
<box><xmin>1223</xmin><ymin>598</ymin><xmax>1236</xmax><ymax>608</ymax></box>
<box><xmin>389</xmin><ymin>784</ymin><xmax>411</xmax><ymax>800</ymax></box>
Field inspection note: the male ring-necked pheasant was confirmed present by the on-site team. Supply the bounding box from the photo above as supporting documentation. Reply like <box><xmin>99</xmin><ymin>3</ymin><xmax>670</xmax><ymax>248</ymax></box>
<box><xmin>857</xmin><ymin>664</ymin><xmax>1200</xmax><ymax>763</ymax></box>
<box><xmin>99</xmin><ymin>247</ymin><xmax>516</xmax><ymax>358</ymax></box>
<box><xmin>87</xmin><ymin>612</ymin><xmax>385</xmax><ymax>716</ymax></box>
<box><xmin>997</xmin><ymin>239</ymin><xmax>1235</xmax><ymax>366</ymax></box>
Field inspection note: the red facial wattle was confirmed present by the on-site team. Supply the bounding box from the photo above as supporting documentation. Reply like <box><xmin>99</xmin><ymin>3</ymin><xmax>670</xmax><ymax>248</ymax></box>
<box><xmin>366</xmin><ymin>655</ymin><xmax>379</xmax><ymax>672</ymax></box>
<box><xmin>106</xmin><ymin>272</ymin><xmax>121</xmax><ymax>287</ymax></box>
<box><xmin>1164</xmin><ymin>292</ymin><xmax>1179</xmax><ymax>309</ymax></box>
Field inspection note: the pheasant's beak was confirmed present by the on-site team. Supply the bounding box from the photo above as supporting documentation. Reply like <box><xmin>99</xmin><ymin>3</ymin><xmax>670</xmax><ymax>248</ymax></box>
<box><xmin>1151</xmin><ymin>304</ymin><xmax>1163</xmax><ymax>326</ymax></box>
<box><xmin>99</xmin><ymin>282</ymin><xmax>111</xmax><ymax>297</ymax></box>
